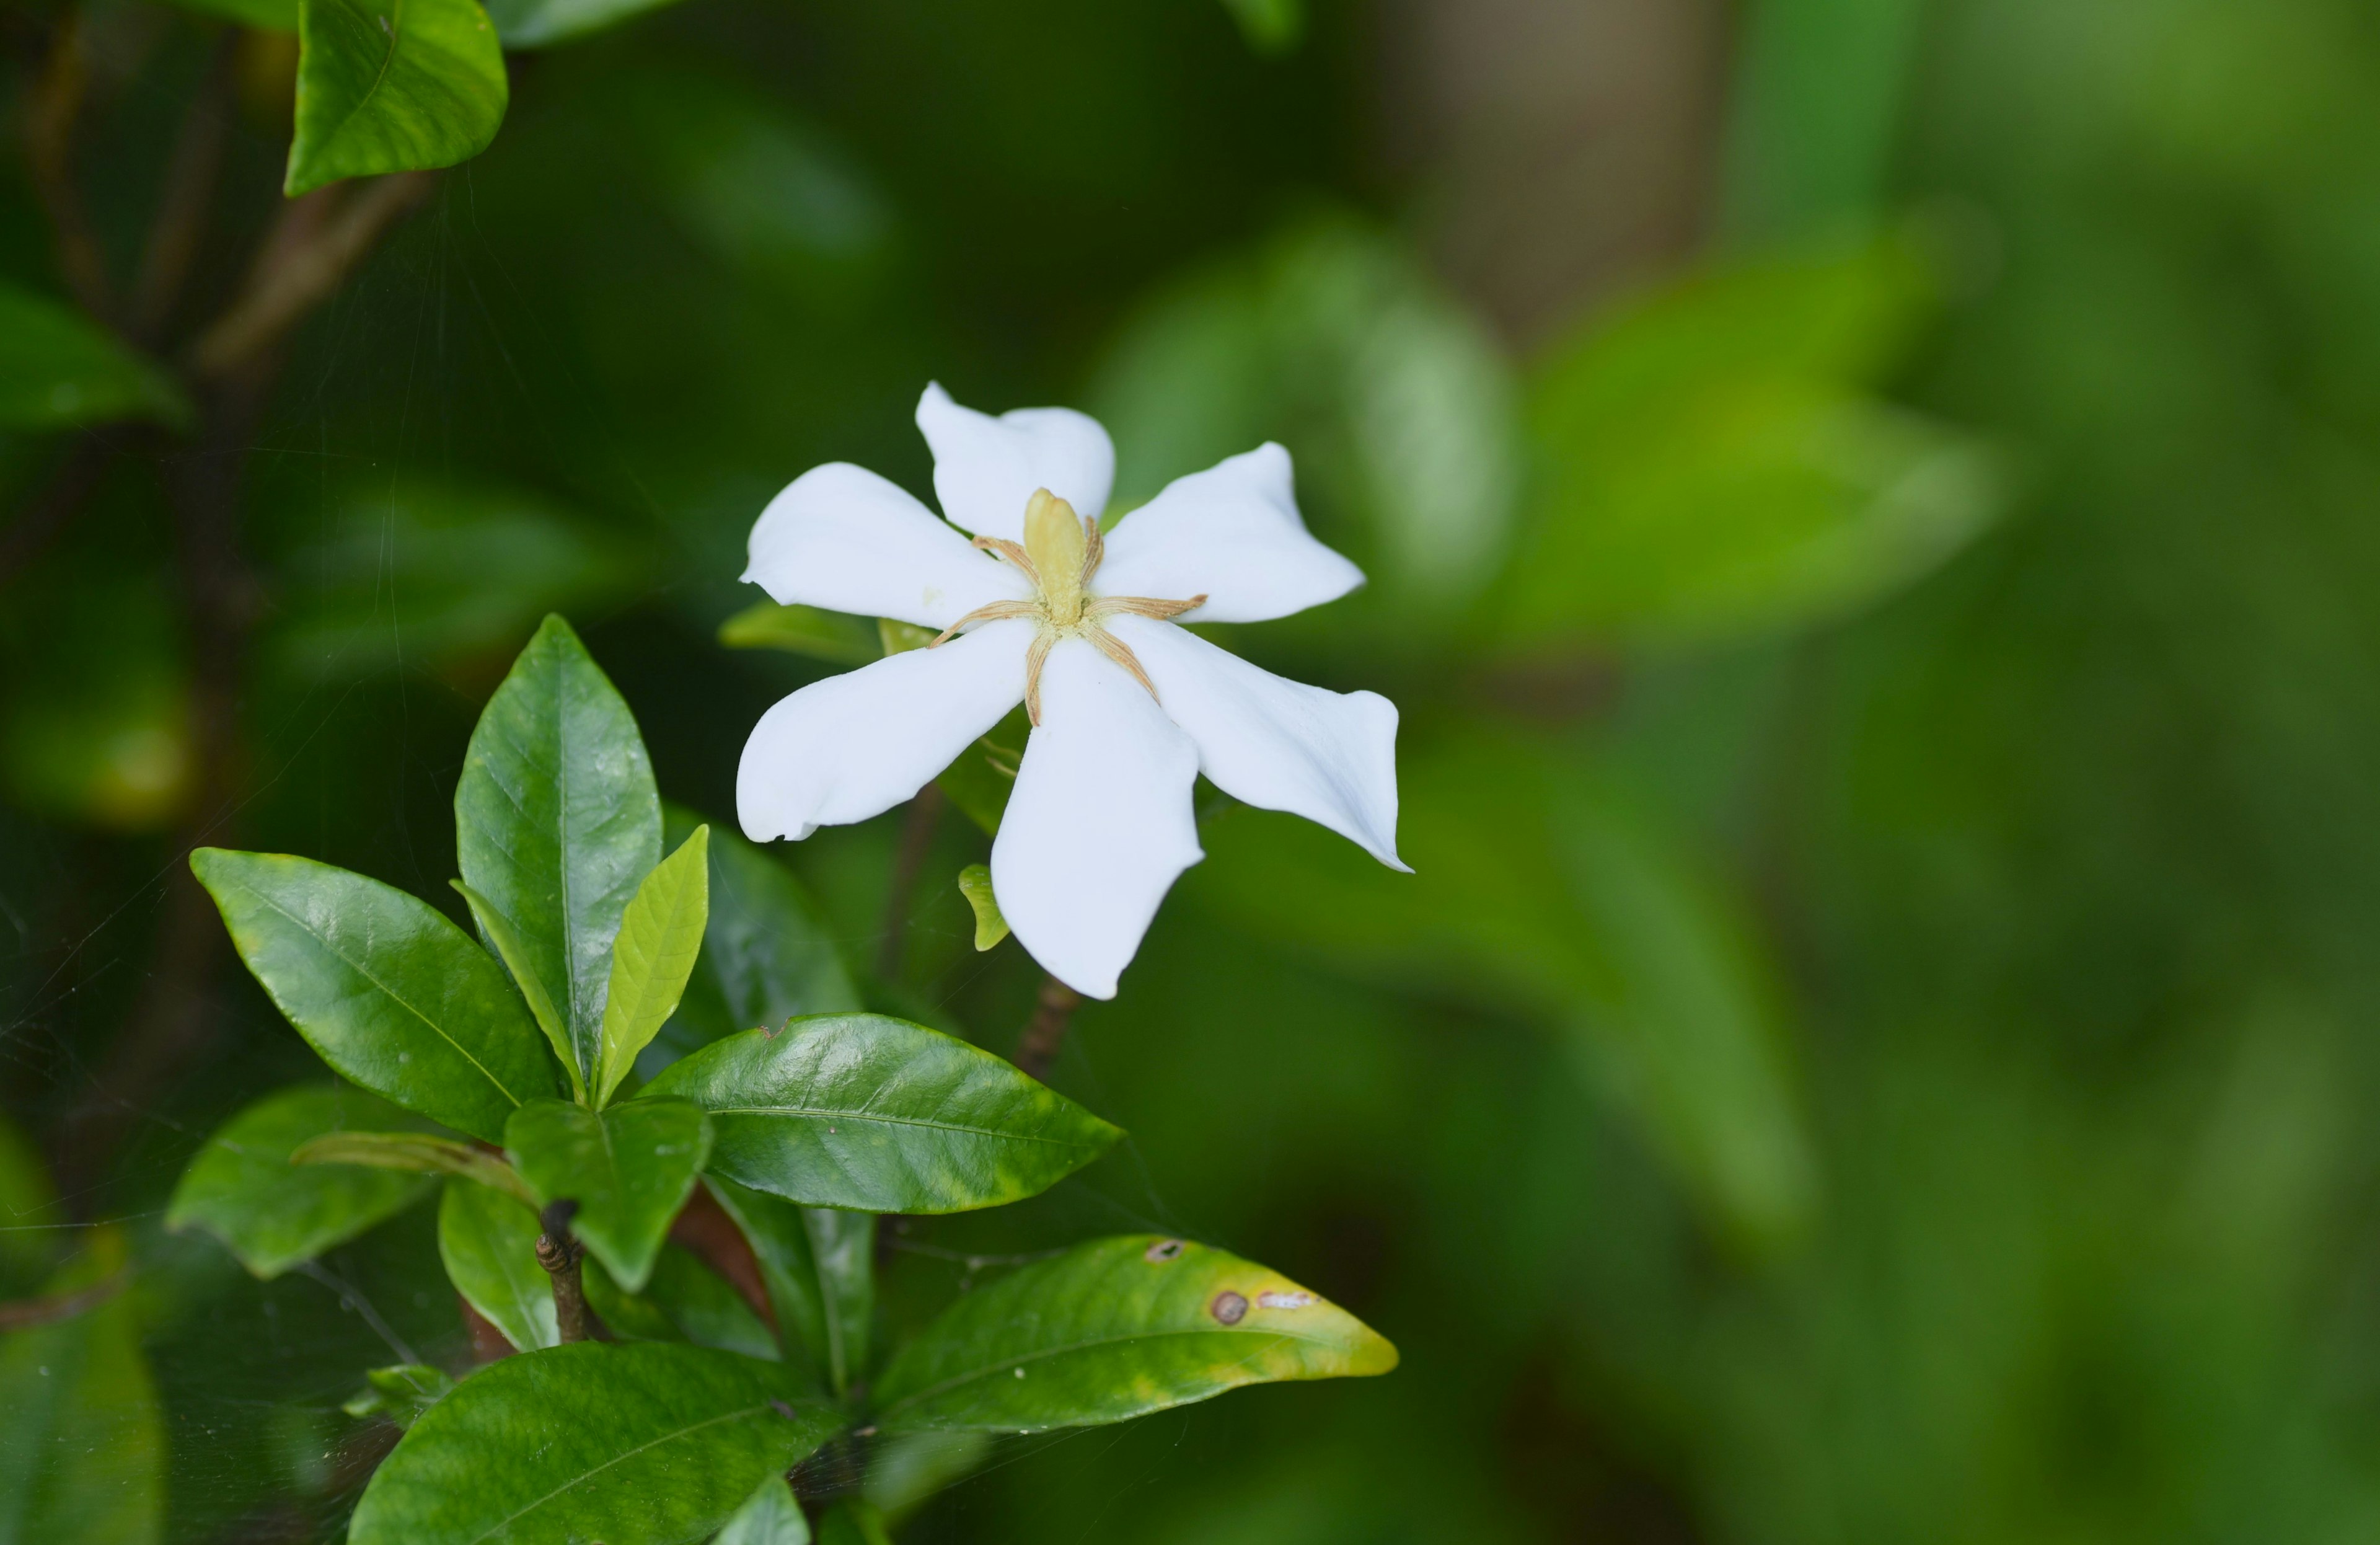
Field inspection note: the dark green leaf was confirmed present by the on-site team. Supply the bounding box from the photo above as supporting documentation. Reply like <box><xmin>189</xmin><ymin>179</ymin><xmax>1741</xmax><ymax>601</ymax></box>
<box><xmin>483</xmin><ymin>0</ymin><xmax>683</xmax><ymax>48</ymax></box>
<box><xmin>0</xmin><ymin>572</ymin><xmax>194</xmax><ymax>834</ymax></box>
<box><xmin>646</xmin><ymin>1016</ymin><xmax>1120</xmax><ymax>1214</ymax></box>
<box><xmin>647</xmin><ymin>807</ymin><xmax>861</xmax><ymax>1076</ymax></box>
<box><xmin>455</xmin><ymin>614</ymin><xmax>661</xmax><ymax>1094</ymax></box>
<box><xmin>165</xmin><ymin>0</ymin><xmax>298</xmax><ymax>28</ymax></box>
<box><xmin>291</xmin><ymin>1129</ymin><xmax>537</xmax><ymax>1206</ymax></box>
<box><xmin>934</xmin><ymin>716</ymin><xmax>1023</xmax><ymax>838</ymax></box>
<box><xmin>956</xmin><ymin>864</ymin><xmax>1008</xmax><ymax>950</ymax></box>
<box><xmin>598</xmin><ymin>826</ymin><xmax>708</xmax><ymax>1104</ymax></box>
<box><xmin>871</xmin><ymin>1236</ymin><xmax>1395</xmax><ymax>1433</ymax></box>
<box><xmin>343</xmin><ymin>1364</ymin><xmax>456</xmax><ymax>1430</ymax></box>
<box><xmin>716</xmin><ymin>1475</ymin><xmax>810</xmax><ymax>1545</ymax></box>
<box><xmin>167</xmin><ymin>1084</ymin><xmax>438</xmax><ymax>1278</ymax></box>
<box><xmin>0</xmin><ymin>1115</ymin><xmax>61</xmax><ymax>1296</ymax></box>
<box><xmin>436</xmin><ymin>1177</ymin><xmax>555</xmax><ymax>1353</ymax></box>
<box><xmin>0</xmin><ymin>281</ymin><xmax>188</xmax><ymax>431</ymax></box>
<box><xmin>347</xmin><ymin>1344</ymin><xmax>844</xmax><ymax>1545</ymax></box>
<box><xmin>705</xmin><ymin>1177</ymin><xmax>855</xmax><ymax>1394</ymax></box>
<box><xmin>0</xmin><ymin>1228</ymin><xmax>164</xmax><ymax>1545</ymax></box>
<box><xmin>504</xmin><ymin>1098</ymin><xmax>712</xmax><ymax>1291</ymax></box>
<box><xmin>583</xmin><ymin>1247</ymin><xmax>777</xmax><ymax>1361</ymax></box>
<box><xmin>287</xmin><ymin>0</ymin><xmax>508</xmax><ymax>196</ymax></box>
<box><xmin>816</xmin><ymin>1500</ymin><xmax>891</xmax><ymax>1545</ymax></box>
<box><xmin>452</xmin><ymin>880</ymin><xmax>581</xmax><ymax>1102</ymax></box>
<box><xmin>717</xmin><ymin>601</ymin><xmax>881</xmax><ymax>665</ymax></box>
<box><xmin>191</xmin><ymin>849</ymin><xmax>557</xmax><ymax>1142</ymax></box>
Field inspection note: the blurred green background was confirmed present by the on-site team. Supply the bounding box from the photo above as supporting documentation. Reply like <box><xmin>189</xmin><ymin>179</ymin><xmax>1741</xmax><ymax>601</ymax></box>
<box><xmin>9</xmin><ymin>0</ymin><xmax>2380</xmax><ymax>1539</ymax></box>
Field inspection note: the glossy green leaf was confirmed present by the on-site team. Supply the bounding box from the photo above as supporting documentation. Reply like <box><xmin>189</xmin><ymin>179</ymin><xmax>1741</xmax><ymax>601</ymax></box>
<box><xmin>956</xmin><ymin>864</ymin><xmax>1008</xmax><ymax>950</ymax></box>
<box><xmin>646</xmin><ymin>807</ymin><xmax>862</xmax><ymax>1076</ymax></box>
<box><xmin>706</xmin><ymin>1177</ymin><xmax>870</xmax><ymax>1396</ymax></box>
<box><xmin>452</xmin><ymin>880</ymin><xmax>581</xmax><ymax>1102</ymax></box>
<box><xmin>192</xmin><ymin>849</ymin><xmax>557</xmax><ymax>1142</ymax></box>
<box><xmin>291</xmin><ymin>1129</ymin><xmax>537</xmax><ymax>1206</ymax></box>
<box><xmin>0</xmin><ymin>282</ymin><xmax>188</xmax><ymax>431</ymax></box>
<box><xmin>504</xmin><ymin>1097</ymin><xmax>712</xmax><ymax>1292</ymax></box>
<box><xmin>872</xmin><ymin>1236</ymin><xmax>1395</xmax><ymax>1433</ymax></box>
<box><xmin>166</xmin><ymin>1084</ymin><xmax>438</xmax><ymax>1278</ymax></box>
<box><xmin>647</xmin><ymin>1015</ymin><xmax>1121</xmax><ymax>1214</ymax></box>
<box><xmin>816</xmin><ymin>1500</ymin><xmax>892</xmax><ymax>1545</ymax></box>
<box><xmin>717</xmin><ymin>601</ymin><xmax>881</xmax><ymax>665</ymax></box>
<box><xmin>482</xmin><ymin>0</ymin><xmax>683</xmax><ymax>48</ymax></box>
<box><xmin>436</xmin><ymin>1177</ymin><xmax>556</xmax><ymax>1353</ymax></box>
<box><xmin>717</xmin><ymin>1475</ymin><xmax>811</xmax><ymax>1545</ymax></box>
<box><xmin>0</xmin><ymin>1228</ymin><xmax>164</xmax><ymax>1545</ymax></box>
<box><xmin>343</xmin><ymin>1364</ymin><xmax>456</xmax><ymax>1430</ymax></box>
<box><xmin>286</xmin><ymin>0</ymin><xmax>508</xmax><ymax>197</ymax></box>
<box><xmin>347</xmin><ymin>1343</ymin><xmax>844</xmax><ymax>1545</ymax></box>
<box><xmin>598</xmin><ymin>826</ymin><xmax>709</xmax><ymax>1104</ymax></box>
<box><xmin>583</xmin><ymin>1247</ymin><xmax>777</xmax><ymax>1361</ymax></box>
<box><xmin>455</xmin><ymin>614</ymin><xmax>661</xmax><ymax>1095</ymax></box>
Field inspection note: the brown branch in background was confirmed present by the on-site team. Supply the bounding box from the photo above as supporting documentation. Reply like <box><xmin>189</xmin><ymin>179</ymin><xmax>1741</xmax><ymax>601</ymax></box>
<box><xmin>0</xmin><ymin>1272</ymin><xmax>125</xmax><ymax>1332</ymax></box>
<box><xmin>0</xmin><ymin>433</ymin><xmax>115</xmax><ymax>591</ymax></box>
<box><xmin>876</xmin><ymin>783</ymin><xmax>945</xmax><ymax>981</ymax></box>
<box><xmin>24</xmin><ymin>10</ymin><xmax>112</xmax><ymax>320</ymax></box>
<box><xmin>536</xmin><ymin>1202</ymin><xmax>610</xmax><ymax>1344</ymax></box>
<box><xmin>669</xmin><ymin>1184</ymin><xmax>774</xmax><ymax>1328</ymax></box>
<box><xmin>127</xmin><ymin>32</ymin><xmax>238</xmax><ymax>345</ymax></box>
<box><xmin>1013</xmin><ymin>974</ymin><xmax>1082</xmax><ymax>1081</ymax></box>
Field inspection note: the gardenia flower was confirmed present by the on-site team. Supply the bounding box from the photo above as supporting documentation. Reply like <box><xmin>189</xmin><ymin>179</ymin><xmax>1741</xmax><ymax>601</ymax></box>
<box><xmin>737</xmin><ymin>384</ymin><xmax>1407</xmax><ymax>999</ymax></box>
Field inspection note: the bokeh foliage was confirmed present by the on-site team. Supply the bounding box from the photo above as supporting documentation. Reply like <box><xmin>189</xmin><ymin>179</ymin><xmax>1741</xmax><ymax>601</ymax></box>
<box><xmin>6</xmin><ymin>0</ymin><xmax>2380</xmax><ymax>1539</ymax></box>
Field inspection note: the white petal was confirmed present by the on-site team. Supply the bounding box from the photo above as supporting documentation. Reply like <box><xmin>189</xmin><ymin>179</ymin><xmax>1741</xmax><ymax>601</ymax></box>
<box><xmin>738</xmin><ymin>620</ymin><xmax>1029</xmax><ymax>843</ymax></box>
<box><xmin>917</xmin><ymin>383</ymin><xmax>1116</xmax><ymax>542</ymax></box>
<box><xmin>1094</xmin><ymin>443</ymin><xmax>1364</xmax><ymax>624</ymax></box>
<box><xmin>990</xmin><ymin>640</ymin><xmax>1202</xmax><ymax>999</ymax></box>
<box><xmin>744</xmin><ymin>462</ymin><xmax>1031</xmax><ymax>631</ymax></box>
<box><xmin>1112</xmin><ymin>614</ymin><xmax>1407</xmax><ymax>871</ymax></box>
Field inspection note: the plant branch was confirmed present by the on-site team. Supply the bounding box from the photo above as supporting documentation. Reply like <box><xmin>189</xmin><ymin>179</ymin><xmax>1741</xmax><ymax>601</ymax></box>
<box><xmin>536</xmin><ymin>1202</ymin><xmax>610</xmax><ymax>1344</ymax></box>
<box><xmin>128</xmin><ymin>32</ymin><xmax>238</xmax><ymax>345</ymax></box>
<box><xmin>24</xmin><ymin>10</ymin><xmax>112</xmax><ymax>319</ymax></box>
<box><xmin>1013</xmin><ymin>974</ymin><xmax>1082</xmax><ymax>1081</ymax></box>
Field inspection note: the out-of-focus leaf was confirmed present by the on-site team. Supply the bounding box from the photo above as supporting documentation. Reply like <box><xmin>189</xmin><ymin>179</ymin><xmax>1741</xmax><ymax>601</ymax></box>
<box><xmin>1091</xmin><ymin>218</ymin><xmax>1522</xmax><ymax>619</ymax></box>
<box><xmin>346</xmin><ymin>1344</ymin><xmax>843</xmax><ymax>1545</ymax></box>
<box><xmin>1188</xmin><ymin>728</ymin><xmax>1817</xmax><ymax>1250</ymax></box>
<box><xmin>291</xmin><ymin>1129</ymin><xmax>537</xmax><ymax>1206</ymax></box>
<box><xmin>1721</xmin><ymin>0</ymin><xmax>1929</xmax><ymax>237</ymax></box>
<box><xmin>0</xmin><ymin>1117</ymin><xmax>56</xmax><ymax>1296</ymax></box>
<box><xmin>343</xmin><ymin>1364</ymin><xmax>455</xmax><ymax>1430</ymax></box>
<box><xmin>0</xmin><ymin>1228</ymin><xmax>163</xmax><ymax>1545</ymax></box>
<box><xmin>268</xmin><ymin>479</ymin><xmax>638</xmax><ymax>683</ymax></box>
<box><xmin>456</xmin><ymin>614</ymin><xmax>661</xmax><ymax>1095</ymax></box>
<box><xmin>505</xmin><ymin>1098</ymin><xmax>712</xmax><ymax>1293</ymax></box>
<box><xmin>0</xmin><ymin>283</ymin><xmax>188</xmax><ymax>430</ymax></box>
<box><xmin>871</xmin><ymin>1236</ymin><xmax>1396</xmax><ymax>1433</ymax></box>
<box><xmin>1</xmin><ymin>574</ymin><xmax>194</xmax><ymax>832</ymax></box>
<box><xmin>167</xmin><ymin>0</ymin><xmax>299</xmax><ymax>29</ymax></box>
<box><xmin>816</xmin><ymin>1500</ymin><xmax>892</xmax><ymax>1545</ymax></box>
<box><xmin>718</xmin><ymin>1475</ymin><xmax>811</xmax><ymax>1545</ymax></box>
<box><xmin>286</xmin><ymin>0</ymin><xmax>507</xmax><ymax>196</ymax></box>
<box><xmin>718</xmin><ymin>602</ymin><xmax>882</xmax><ymax>666</ymax></box>
<box><xmin>1220</xmin><ymin>0</ymin><xmax>1303</xmax><ymax>56</ymax></box>
<box><xmin>1501</xmin><ymin>236</ymin><xmax>2003</xmax><ymax>650</ymax></box>
<box><xmin>436</xmin><ymin>1177</ymin><xmax>556</xmax><ymax>1353</ymax></box>
<box><xmin>705</xmin><ymin>1177</ymin><xmax>869</xmax><ymax>1397</ymax></box>
<box><xmin>583</xmin><ymin>1247</ymin><xmax>777</xmax><ymax>1361</ymax></box>
<box><xmin>167</xmin><ymin>1084</ymin><xmax>438</xmax><ymax>1278</ymax></box>
<box><xmin>483</xmin><ymin>0</ymin><xmax>681</xmax><ymax>48</ymax></box>
<box><xmin>646</xmin><ymin>808</ymin><xmax>860</xmax><ymax>1076</ymax></box>
<box><xmin>864</xmin><ymin>1430</ymin><xmax>992</xmax><ymax>1521</ymax></box>
<box><xmin>191</xmin><ymin>849</ymin><xmax>558</xmax><ymax>1143</ymax></box>
<box><xmin>935</xmin><ymin>712</ymin><xmax>1023</xmax><ymax>837</ymax></box>
<box><xmin>956</xmin><ymin>864</ymin><xmax>1008</xmax><ymax>950</ymax></box>
<box><xmin>598</xmin><ymin>827</ymin><xmax>708</xmax><ymax>1104</ymax></box>
<box><xmin>646</xmin><ymin>1016</ymin><xmax>1119</xmax><ymax>1214</ymax></box>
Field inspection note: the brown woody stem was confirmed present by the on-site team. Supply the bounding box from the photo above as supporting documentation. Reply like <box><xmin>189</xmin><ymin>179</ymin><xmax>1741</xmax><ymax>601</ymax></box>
<box><xmin>536</xmin><ymin>1201</ymin><xmax>609</xmax><ymax>1344</ymax></box>
<box><xmin>1013</xmin><ymin>974</ymin><xmax>1083</xmax><ymax>1081</ymax></box>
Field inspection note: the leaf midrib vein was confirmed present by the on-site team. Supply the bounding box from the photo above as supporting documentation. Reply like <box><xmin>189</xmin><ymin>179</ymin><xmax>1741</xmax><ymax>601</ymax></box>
<box><xmin>703</xmin><ymin>1105</ymin><xmax>1100</xmax><ymax>1148</ymax></box>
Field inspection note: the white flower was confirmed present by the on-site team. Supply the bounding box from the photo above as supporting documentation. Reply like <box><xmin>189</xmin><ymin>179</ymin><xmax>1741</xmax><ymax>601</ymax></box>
<box><xmin>736</xmin><ymin>383</ymin><xmax>1408</xmax><ymax>999</ymax></box>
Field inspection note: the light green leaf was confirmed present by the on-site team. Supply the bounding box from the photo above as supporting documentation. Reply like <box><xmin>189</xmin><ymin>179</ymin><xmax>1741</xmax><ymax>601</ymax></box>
<box><xmin>482</xmin><ymin>0</ymin><xmax>681</xmax><ymax>47</ymax></box>
<box><xmin>706</xmin><ymin>1177</ymin><xmax>870</xmax><ymax>1397</ymax></box>
<box><xmin>646</xmin><ymin>807</ymin><xmax>860</xmax><ymax>1077</ymax></box>
<box><xmin>167</xmin><ymin>1084</ymin><xmax>438</xmax><ymax>1278</ymax></box>
<box><xmin>717</xmin><ymin>602</ymin><xmax>881</xmax><ymax>665</ymax></box>
<box><xmin>347</xmin><ymin>1344</ymin><xmax>844</xmax><ymax>1545</ymax></box>
<box><xmin>717</xmin><ymin>1475</ymin><xmax>811</xmax><ymax>1545</ymax></box>
<box><xmin>0</xmin><ymin>1228</ymin><xmax>164</xmax><ymax>1545</ymax></box>
<box><xmin>816</xmin><ymin>1500</ymin><xmax>891</xmax><ymax>1545</ymax></box>
<box><xmin>191</xmin><ymin>848</ymin><xmax>557</xmax><ymax>1142</ymax></box>
<box><xmin>583</xmin><ymin>1247</ymin><xmax>777</xmax><ymax>1361</ymax></box>
<box><xmin>287</xmin><ymin>0</ymin><xmax>508</xmax><ymax>197</ymax></box>
<box><xmin>455</xmin><ymin>614</ymin><xmax>661</xmax><ymax>1094</ymax></box>
<box><xmin>871</xmin><ymin>1236</ymin><xmax>1395</xmax><ymax>1433</ymax></box>
<box><xmin>436</xmin><ymin>1177</ymin><xmax>556</xmax><ymax>1353</ymax></box>
<box><xmin>291</xmin><ymin>1129</ymin><xmax>537</xmax><ymax>1206</ymax></box>
<box><xmin>0</xmin><ymin>282</ymin><xmax>188</xmax><ymax>431</ymax></box>
<box><xmin>343</xmin><ymin>1364</ymin><xmax>456</xmax><ymax>1430</ymax></box>
<box><xmin>646</xmin><ymin>1016</ymin><xmax>1121</xmax><ymax>1214</ymax></box>
<box><xmin>452</xmin><ymin>880</ymin><xmax>581</xmax><ymax>1102</ymax></box>
<box><xmin>956</xmin><ymin>864</ymin><xmax>1008</xmax><ymax>950</ymax></box>
<box><xmin>599</xmin><ymin>826</ymin><xmax>710</xmax><ymax>1105</ymax></box>
<box><xmin>504</xmin><ymin>1098</ymin><xmax>712</xmax><ymax>1292</ymax></box>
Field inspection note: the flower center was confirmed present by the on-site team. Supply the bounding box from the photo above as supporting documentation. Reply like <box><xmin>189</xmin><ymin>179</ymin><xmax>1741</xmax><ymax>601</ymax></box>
<box><xmin>928</xmin><ymin>488</ymin><xmax>1205</xmax><ymax>725</ymax></box>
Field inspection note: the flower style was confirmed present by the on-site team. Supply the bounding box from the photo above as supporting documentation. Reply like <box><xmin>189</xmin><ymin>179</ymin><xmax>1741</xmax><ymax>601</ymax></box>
<box><xmin>736</xmin><ymin>384</ymin><xmax>1407</xmax><ymax>999</ymax></box>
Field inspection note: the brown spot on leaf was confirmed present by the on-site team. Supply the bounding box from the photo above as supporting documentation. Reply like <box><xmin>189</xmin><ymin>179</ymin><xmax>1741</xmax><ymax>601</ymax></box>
<box><xmin>1145</xmin><ymin>1239</ymin><xmax>1184</xmax><ymax>1263</ymax></box>
<box><xmin>1210</xmin><ymin>1290</ymin><xmax>1249</xmax><ymax>1325</ymax></box>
